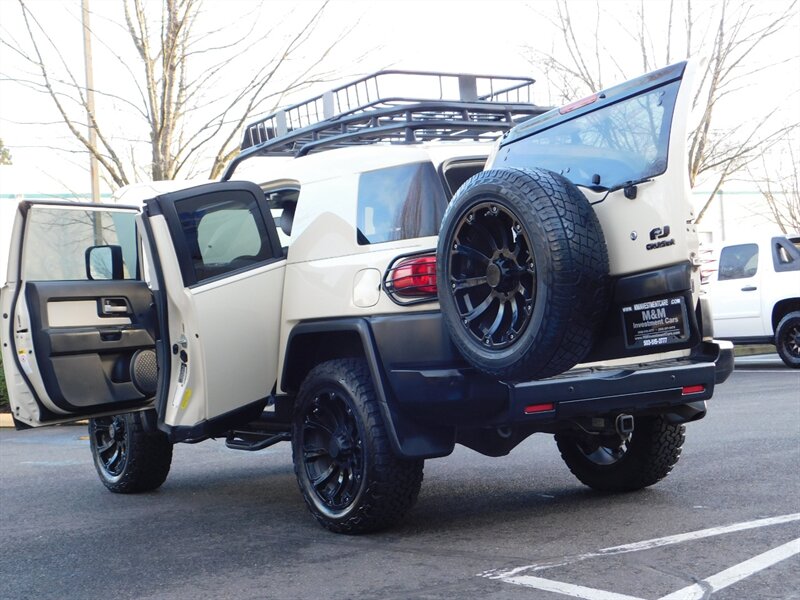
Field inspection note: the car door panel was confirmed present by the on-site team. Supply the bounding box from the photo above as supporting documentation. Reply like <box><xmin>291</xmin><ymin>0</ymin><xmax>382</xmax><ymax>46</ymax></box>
<box><xmin>1</xmin><ymin>201</ymin><xmax>156</xmax><ymax>427</ymax></box>
<box><xmin>23</xmin><ymin>280</ymin><xmax>155</xmax><ymax>412</ymax></box>
<box><xmin>142</xmin><ymin>181</ymin><xmax>286</xmax><ymax>438</ymax></box>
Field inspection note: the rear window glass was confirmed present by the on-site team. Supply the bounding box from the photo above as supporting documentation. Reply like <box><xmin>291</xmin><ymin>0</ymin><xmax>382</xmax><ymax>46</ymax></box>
<box><xmin>357</xmin><ymin>162</ymin><xmax>447</xmax><ymax>245</ymax></box>
<box><xmin>23</xmin><ymin>207</ymin><xmax>138</xmax><ymax>281</ymax></box>
<box><xmin>718</xmin><ymin>244</ymin><xmax>759</xmax><ymax>280</ymax></box>
<box><xmin>500</xmin><ymin>80</ymin><xmax>680</xmax><ymax>190</ymax></box>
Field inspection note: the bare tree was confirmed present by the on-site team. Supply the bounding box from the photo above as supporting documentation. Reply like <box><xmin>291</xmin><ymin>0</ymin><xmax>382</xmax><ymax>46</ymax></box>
<box><xmin>523</xmin><ymin>0</ymin><xmax>799</xmax><ymax>224</ymax></box>
<box><xmin>750</xmin><ymin>140</ymin><xmax>800</xmax><ymax>234</ymax></box>
<box><xmin>0</xmin><ymin>138</ymin><xmax>11</xmax><ymax>165</ymax></box>
<box><xmin>0</xmin><ymin>0</ymin><xmax>357</xmax><ymax>186</ymax></box>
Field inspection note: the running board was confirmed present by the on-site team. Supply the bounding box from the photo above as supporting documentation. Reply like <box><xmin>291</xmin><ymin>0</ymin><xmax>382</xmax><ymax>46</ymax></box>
<box><xmin>225</xmin><ymin>430</ymin><xmax>291</xmax><ymax>451</ymax></box>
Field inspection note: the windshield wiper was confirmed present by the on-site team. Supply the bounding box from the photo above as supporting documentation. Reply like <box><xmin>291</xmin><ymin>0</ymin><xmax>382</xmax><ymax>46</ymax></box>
<box><xmin>578</xmin><ymin>175</ymin><xmax>654</xmax><ymax>201</ymax></box>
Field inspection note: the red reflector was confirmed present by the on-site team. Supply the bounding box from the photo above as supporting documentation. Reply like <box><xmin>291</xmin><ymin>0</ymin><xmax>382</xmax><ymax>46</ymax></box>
<box><xmin>559</xmin><ymin>93</ymin><xmax>599</xmax><ymax>114</ymax></box>
<box><xmin>389</xmin><ymin>255</ymin><xmax>437</xmax><ymax>297</ymax></box>
<box><xmin>682</xmin><ymin>384</ymin><xmax>705</xmax><ymax>395</ymax></box>
<box><xmin>524</xmin><ymin>403</ymin><xmax>555</xmax><ymax>414</ymax></box>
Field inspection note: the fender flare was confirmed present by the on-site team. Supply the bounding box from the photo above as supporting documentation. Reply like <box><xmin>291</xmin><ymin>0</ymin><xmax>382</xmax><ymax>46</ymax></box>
<box><xmin>283</xmin><ymin>319</ymin><xmax>455</xmax><ymax>459</ymax></box>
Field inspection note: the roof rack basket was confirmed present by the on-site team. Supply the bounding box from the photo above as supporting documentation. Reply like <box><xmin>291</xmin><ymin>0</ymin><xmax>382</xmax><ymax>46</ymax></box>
<box><xmin>223</xmin><ymin>70</ymin><xmax>546</xmax><ymax>180</ymax></box>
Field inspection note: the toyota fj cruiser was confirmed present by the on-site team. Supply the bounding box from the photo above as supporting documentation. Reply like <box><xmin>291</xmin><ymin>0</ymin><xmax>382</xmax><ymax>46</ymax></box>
<box><xmin>1</xmin><ymin>64</ymin><xmax>733</xmax><ymax>533</ymax></box>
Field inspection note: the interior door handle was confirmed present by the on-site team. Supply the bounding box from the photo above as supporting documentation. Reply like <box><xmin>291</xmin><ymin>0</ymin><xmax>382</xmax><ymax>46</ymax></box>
<box><xmin>101</xmin><ymin>299</ymin><xmax>130</xmax><ymax>314</ymax></box>
<box><xmin>741</xmin><ymin>286</ymin><xmax>757</xmax><ymax>291</ymax></box>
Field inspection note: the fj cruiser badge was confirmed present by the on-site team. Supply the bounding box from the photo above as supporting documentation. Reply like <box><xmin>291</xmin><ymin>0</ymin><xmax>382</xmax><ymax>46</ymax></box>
<box><xmin>647</xmin><ymin>225</ymin><xmax>674</xmax><ymax>250</ymax></box>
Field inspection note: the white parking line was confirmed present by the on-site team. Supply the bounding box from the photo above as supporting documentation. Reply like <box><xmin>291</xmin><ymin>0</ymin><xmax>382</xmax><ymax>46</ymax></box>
<box><xmin>482</xmin><ymin>513</ymin><xmax>800</xmax><ymax>577</ymax></box>
<box><xmin>659</xmin><ymin>538</ymin><xmax>800</xmax><ymax>600</ymax></box>
<box><xmin>481</xmin><ymin>514</ymin><xmax>800</xmax><ymax>599</ymax></box>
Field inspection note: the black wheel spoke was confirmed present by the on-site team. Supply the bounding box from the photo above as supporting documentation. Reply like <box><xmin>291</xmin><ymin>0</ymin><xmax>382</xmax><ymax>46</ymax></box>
<box><xmin>303</xmin><ymin>447</ymin><xmax>329</xmax><ymax>460</ymax></box>
<box><xmin>509</xmin><ymin>296</ymin><xmax>520</xmax><ymax>330</ymax></box>
<box><xmin>329</xmin><ymin>472</ymin><xmax>347</xmax><ymax>502</ymax></box>
<box><xmin>106</xmin><ymin>448</ymin><xmax>121</xmax><ymax>470</ymax></box>
<box><xmin>312</xmin><ymin>463</ymin><xmax>337</xmax><ymax>488</ymax></box>
<box><xmin>461</xmin><ymin>293</ymin><xmax>495</xmax><ymax>322</ymax></box>
<box><xmin>305</xmin><ymin>414</ymin><xmax>334</xmax><ymax>436</ymax></box>
<box><xmin>453</xmin><ymin>243</ymin><xmax>490</xmax><ymax>265</ymax></box>
<box><xmin>486</xmin><ymin>300</ymin><xmax>507</xmax><ymax>338</ymax></box>
<box><xmin>493</xmin><ymin>220</ymin><xmax>511</xmax><ymax>250</ymax></box>
<box><xmin>97</xmin><ymin>439</ymin><xmax>114</xmax><ymax>453</ymax></box>
<box><xmin>452</xmin><ymin>275</ymin><xmax>488</xmax><ymax>290</ymax></box>
<box><xmin>471</xmin><ymin>220</ymin><xmax>498</xmax><ymax>251</ymax></box>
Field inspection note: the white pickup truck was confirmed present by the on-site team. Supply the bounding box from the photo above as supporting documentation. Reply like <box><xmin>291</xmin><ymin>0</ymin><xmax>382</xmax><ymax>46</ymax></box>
<box><xmin>705</xmin><ymin>234</ymin><xmax>800</xmax><ymax>368</ymax></box>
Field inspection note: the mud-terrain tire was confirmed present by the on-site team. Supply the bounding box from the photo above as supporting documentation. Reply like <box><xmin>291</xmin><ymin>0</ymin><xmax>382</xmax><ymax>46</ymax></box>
<box><xmin>89</xmin><ymin>411</ymin><xmax>173</xmax><ymax>493</ymax></box>
<box><xmin>436</xmin><ymin>167</ymin><xmax>610</xmax><ymax>380</ymax></box>
<box><xmin>775</xmin><ymin>311</ymin><xmax>800</xmax><ymax>368</ymax></box>
<box><xmin>555</xmin><ymin>416</ymin><xmax>685</xmax><ymax>492</ymax></box>
<box><xmin>292</xmin><ymin>359</ymin><xmax>424</xmax><ymax>534</ymax></box>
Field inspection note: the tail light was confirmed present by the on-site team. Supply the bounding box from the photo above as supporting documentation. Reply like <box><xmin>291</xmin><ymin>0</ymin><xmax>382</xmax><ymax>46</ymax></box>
<box><xmin>384</xmin><ymin>253</ymin><xmax>438</xmax><ymax>305</ymax></box>
<box><xmin>681</xmin><ymin>384</ymin><xmax>706</xmax><ymax>395</ymax></box>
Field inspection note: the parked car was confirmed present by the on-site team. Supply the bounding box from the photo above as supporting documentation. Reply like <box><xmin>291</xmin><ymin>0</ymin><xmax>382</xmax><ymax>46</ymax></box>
<box><xmin>1</xmin><ymin>65</ymin><xmax>733</xmax><ymax>533</ymax></box>
<box><xmin>704</xmin><ymin>234</ymin><xmax>800</xmax><ymax>368</ymax></box>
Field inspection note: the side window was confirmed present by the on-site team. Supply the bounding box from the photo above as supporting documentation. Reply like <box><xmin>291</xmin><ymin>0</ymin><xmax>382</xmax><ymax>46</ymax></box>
<box><xmin>264</xmin><ymin>187</ymin><xmax>300</xmax><ymax>249</ymax></box>
<box><xmin>174</xmin><ymin>190</ymin><xmax>275</xmax><ymax>284</ymax></box>
<box><xmin>718</xmin><ymin>244</ymin><xmax>759</xmax><ymax>281</ymax></box>
<box><xmin>357</xmin><ymin>162</ymin><xmax>448</xmax><ymax>245</ymax></box>
<box><xmin>22</xmin><ymin>207</ymin><xmax>138</xmax><ymax>281</ymax></box>
<box><xmin>772</xmin><ymin>237</ymin><xmax>800</xmax><ymax>272</ymax></box>
<box><xmin>441</xmin><ymin>159</ymin><xmax>486</xmax><ymax>197</ymax></box>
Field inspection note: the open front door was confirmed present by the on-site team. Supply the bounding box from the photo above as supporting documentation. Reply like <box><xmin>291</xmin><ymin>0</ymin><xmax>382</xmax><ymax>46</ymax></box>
<box><xmin>142</xmin><ymin>181</ymin><xmax>286</xmax><ymax>441</ymax></box>
<box><xmin>1</xmin><ymin>202</ymin><xmax>155</xmax><ymax>427</ymax></box>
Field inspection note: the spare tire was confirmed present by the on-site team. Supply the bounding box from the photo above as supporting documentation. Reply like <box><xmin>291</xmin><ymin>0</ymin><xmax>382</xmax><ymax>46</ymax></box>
<box><xmin>436</xmin><ymin>167</ymin><xmax>610</xmax><ymax>380</ymax></box>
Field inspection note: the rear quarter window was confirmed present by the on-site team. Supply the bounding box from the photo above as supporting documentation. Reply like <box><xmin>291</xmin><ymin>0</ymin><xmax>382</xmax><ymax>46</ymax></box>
<box><xmin>357</xmin><ymin>162</ymin><xmax>447</xmax><ymax>245</ymax></box>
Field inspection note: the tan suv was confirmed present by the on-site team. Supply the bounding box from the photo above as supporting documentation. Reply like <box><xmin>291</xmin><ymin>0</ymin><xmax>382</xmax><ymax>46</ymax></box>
<box><xmin>2</xmin><ymin>67</ymin><xmax>732</xmax><ymax>533</ymax></box>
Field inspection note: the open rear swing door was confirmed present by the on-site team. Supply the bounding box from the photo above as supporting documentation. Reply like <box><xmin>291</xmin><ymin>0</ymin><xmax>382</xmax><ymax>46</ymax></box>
<box><xmin>2</xmin><ymin>182</ymin><xmax>286</xmax><ymax>439</ymax></box>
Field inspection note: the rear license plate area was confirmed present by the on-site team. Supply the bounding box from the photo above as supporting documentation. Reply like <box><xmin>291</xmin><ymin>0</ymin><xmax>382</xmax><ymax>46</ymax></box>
<box><xmin>622</xmin><ymin>296</ymin><xmax>689</xmax><ymax>350</ymax></box>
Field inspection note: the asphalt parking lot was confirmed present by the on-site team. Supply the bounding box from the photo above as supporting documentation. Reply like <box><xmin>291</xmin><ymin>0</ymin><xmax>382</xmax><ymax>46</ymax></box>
<box><xmin>1</xmin><ymin>362</ymin><xmax>798</xmax><ymax>600</ymax></box>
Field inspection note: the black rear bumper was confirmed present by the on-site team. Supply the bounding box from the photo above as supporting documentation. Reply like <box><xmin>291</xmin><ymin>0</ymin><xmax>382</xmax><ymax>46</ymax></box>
<box><xmin>368</xmin><ymin>306</ymin><xmax>733</xmax><ymax>459</ymax></box>
<box><xmin>385</xmin><ymin>338</ymin><xmax>732</xmax><ymax>427</ymax></box>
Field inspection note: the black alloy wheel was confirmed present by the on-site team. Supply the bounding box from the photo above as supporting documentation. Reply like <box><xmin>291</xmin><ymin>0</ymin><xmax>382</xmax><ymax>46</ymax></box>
<box><xmin>448</xmin><ymin>201</ymin><xmax>536</xmax><ymax>349</ymax></box>
<box><xmin>91</xmin><ymin>415</ymin><xmax>129</xmax><ymax>479</ymax></box>
<box><xmin>776</xmin><ymin>311</ymin><xmax>800</xmax><ymax>368</ymax></box>
<box><xmin>292</xmin><ymin>359</ymin><xmax>424</xmax><ymax>534</ymax></box>
<box><xmin>89</xmin><ymin>411</ymin><xmax>173</xmax><ymax>493</ymax></box>
<box><xmin>299</xmin><ymin>390</ymin><xmax>365</xmax><ymax>514</ymax></box>
<box><xmin>555</xmin><ymin>416</ymin><xmax>685</xmax><ymax>492</ymax></box>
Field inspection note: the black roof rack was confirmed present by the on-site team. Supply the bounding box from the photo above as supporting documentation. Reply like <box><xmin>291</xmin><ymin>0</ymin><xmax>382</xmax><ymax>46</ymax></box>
<box><xmin>222</xmin><ymin>70</ymin><xmax>547</xmax><ymax>180</ymax></box>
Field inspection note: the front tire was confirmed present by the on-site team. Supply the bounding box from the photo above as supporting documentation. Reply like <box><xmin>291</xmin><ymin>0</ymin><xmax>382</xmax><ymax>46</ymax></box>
<box><xmin>89</xmin><ymin>411</ymin><xmax>173</xmax><ymax>493</ymax></box>
<box><xmin>555</xmin><ymin>416</ymin><xmax>685</xmax><ymax>492</ymax></box>
<box><xmin>775</xmin><ymin>311</ymin><xmax>800</xmax><ymax>368</ymax></box>
<box><xmin>292</xmin><ymin>359</ymin><xmax>424</xmax><ymax>534</ymax></box>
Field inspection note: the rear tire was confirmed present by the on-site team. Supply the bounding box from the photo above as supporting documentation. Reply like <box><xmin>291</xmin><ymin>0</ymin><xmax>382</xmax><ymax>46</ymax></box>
<box><xmin>775</xmin><ymin>311</ymin><xmax>800</xmax><ymax>368</ymax></box>
<box><xmin>292</xmin><ymin>359</ymin><xmax>424</xmax><ymax>534</ymax></box>
<box><xmin>436</xmin><ymin>167</ymin><xmax>609</xmax><ymax>380</ymax></box>
<box><xmin>89</xmin><ymin>411</ymin><xmax>173</xmax><ymax>493</ymax></box>
<box><xmin>555</xmin><ymin>416</ymin><xmax>685</xmax><ymax>492</ymax></box>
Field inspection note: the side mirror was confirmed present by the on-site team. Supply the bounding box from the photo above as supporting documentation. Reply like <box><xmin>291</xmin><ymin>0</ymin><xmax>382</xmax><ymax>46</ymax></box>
<box><xmin>85</xmin><ymin>245</ymin><xmax>124</xmax><ymax>280</ymax></box>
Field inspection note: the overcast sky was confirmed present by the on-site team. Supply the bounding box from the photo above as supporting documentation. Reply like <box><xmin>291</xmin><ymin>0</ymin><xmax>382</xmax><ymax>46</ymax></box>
<box><xmin>0</xmin><ymin>0</ymin><xmax>797</xmax><ymax>196</ymax></box>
